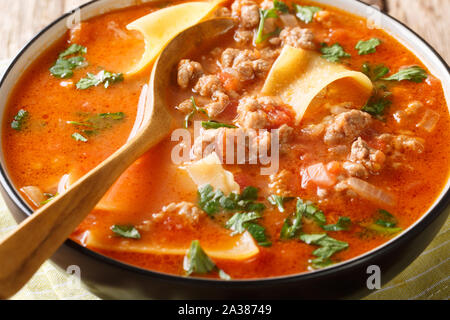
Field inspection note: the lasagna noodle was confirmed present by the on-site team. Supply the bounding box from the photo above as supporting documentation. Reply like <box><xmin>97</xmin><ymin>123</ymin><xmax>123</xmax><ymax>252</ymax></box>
<box><xmin>126</xmin><ymin>0</ymin><xmax>224</xmax><ymax>75</ymax></box>
<box><xmin>262</xmin><ymin>45</ymin><xmax>373</xmax><ymax>124</ymax></box>
<box><xmin>86</xmin><ymin>230</ymin><xmax>259</xmax><ymax>260</ymax></box>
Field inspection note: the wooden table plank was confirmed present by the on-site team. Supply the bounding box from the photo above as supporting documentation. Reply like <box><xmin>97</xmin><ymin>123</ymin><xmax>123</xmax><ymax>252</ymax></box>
<box><xmin>387</xmin><ymin>0</ymin><xmax>449</xmax><ymax>62</ymax></box>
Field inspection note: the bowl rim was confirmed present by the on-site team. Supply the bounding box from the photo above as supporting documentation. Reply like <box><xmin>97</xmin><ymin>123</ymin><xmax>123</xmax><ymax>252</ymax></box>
<box><xmin>0</xmin><ymin>0</ymin><xmax>449</xmax><ymax>288</ymax></box>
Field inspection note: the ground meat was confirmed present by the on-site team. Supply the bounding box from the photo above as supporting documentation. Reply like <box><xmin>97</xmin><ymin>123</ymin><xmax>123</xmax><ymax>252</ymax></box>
<box><xmin>176</xmin><ymin>99</ymin><xmax>193</xmax><ymax>114</ymax></box>
<box><xmin>221</xmin><ymin>49</ymin><xmax>272</xmax><ymax>81</ymax></box>
<box><xmin>150</xmin><ymin>202</ymin><xmax>204</xmax><ymax>228</ymax></box>
<box><xmin>377</xmin><ymin>134</ymin><xmax>425</xmax><ymax>154</ymax></box>
<box><xmin>232</xmin><ymin>0</ymin><xmax>260</xmax><ymax>29</ymax></box>
<box><xmin>235</xmin><ymin>96</ymin><xmax>269</xmax><ymax>129</ymax></box>
<box><xmin>278</xmin><ymin>124</ymin><xmax>293</xmax><ymax>144</ymax></box>
<box><xmin>194</xmin><ymin>75</ymin><xmax>223</xmax><ymax>97</ymax></box>
<box><xmin>269</xmin><ymin>169</ymin><xmax>293</xmax><ymax>196</ymax></box>
<box><xmin>205</xmin><ymin>91</ymin><xmax>230</xmax><ymax>117</ymax></box>
<box><xmin>349</xmin><ymin>137</ymin><xmax>386</xmax><ymax>172</ymax></box>
<box><xmin>234</xmin><ymin>29</ymin><xmax>254</xmax><ymax>43</ymax></box>
<box><xmin>324</xmin><ymin>110</ymin><xmax>372</xmax><ymax>145</ymax></box>
<box><xmin>191</xmin><ymin>127</ymin><xmax>273</xmax><ymax>163</ymax></box>
<box><xmin>177</xmin><ymin>59</ymin><xmax>203</xmax><ymax>89</ymax></box>
<box><xmin>343</xmin><ymin>161</ymin><xmax>368</xmax><ymax>178</ymax></box>
<box><xmin>279</xmin><ymin>27</ymin><xmax>316</xmax><ymax>50</ymax></box>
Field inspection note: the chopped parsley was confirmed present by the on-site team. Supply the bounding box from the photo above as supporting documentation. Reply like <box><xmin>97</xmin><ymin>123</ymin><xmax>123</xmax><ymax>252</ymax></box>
<box><xmin>11</xmin><ymin>109</ymin><xmax>29</xmax><ymax>131</ymax></box>
<box><xmin>50</xmin><ymin>44</ymin><xmax>88</xmax><ymax>78</ymax></box>
<box><xmin>185</xmin><ymin>97</ymin><xmax>208</xmax><ymax>128</ymax></box>
<box><xmin>111</xmin><ymin>224</ymin><xmax>141</xmax><ymax>239</ymax></box>
<box><xmin>267</xmin><ymin>195</ymin><xmax>294</xmax><ymax>213</ymax></box>
<box><xmin>361</xmin><ymin>62</ymin><xmax>390</xmax><ymax>81</ymax></box>
<box><xmin>40</xmin><ymin>193</ymin><xmax>58</xmax><ymax>206</ymax></box>
<box><xmin>320</xmin><ymin>43</ymin><xmax>351</xmax><ymax>63</ymax></box>
<box><xmin>68</xmin><ymin>112</ymin><xmax>126</xmax><ymax>137</ymax></box>
<box><xmin>183</xmin><ymin>240</ymin><xmax>231</xmax><ymax>279</ymax></box>
<box><xmin>71</xmin><ymin>132</ymin><xmax>88</xmax><ymax>142</ymax></box>
<box><xmin>361</xmin><ymin>85</ymin><xmax>392</xmax><ymax>120</ymax></box>
<box><xmin>294</xmin><ymin>4</ymin><xmax>321</xmax><ymax>24</ymax></box>
<box><xmin>355</xmin><ymin>38</ymin><xmax>382</xmax><ymax>55</ymax></box>
<box><xmin>201</xmin><ymin>120</ymin><xmax>237</xmax><ymax>129</ymax></box>
<box><xmin>322</xmin><ymin>217</ymin><xmax>352</xmax><ymax>231</ymax></box>
<box><xmin>280</xmin><ymin>205</ymin><xmax>303</xmax><ymax>240</ymax></box>
<box><xmin>298</xmin><ymin>198</ymin><xmax>326</xmax><ymax>225</ymax></box>
<box><xmin>197</xmin><ymin>185</ymin><xmax>265</xmax><ymax>216</ymax></box>
<box><xmin>226</xmin><ymin>212</ymin><xmax>261</xmax><ymax>235</ymax></box>
<box><xmin>382</xmin><ymin>66</ymin><xmax>428</xmax><ymax>83</ymax></box>
<box><xmin>254</xmin><ymin>0</ymin><xmax>288</xmax><ymax>44</ymax></box>
<box><xmin>245</xmin><ymin>223</ymin><xmax>272</xmax><ymax>247</ymax></box>
<box><xmin>300</xmin><ymin>233</ymin><xmax>349</xmax><ymax>268</ymax></box>
<box><xmin>76</xmin><ymin>70</ymin><xmax>124</xmax><ymax>89</ymax></box>
<box><xmin>367</xmin><ymin>209</ymin><xmax>402</xmax><ymax>235</ymax></box>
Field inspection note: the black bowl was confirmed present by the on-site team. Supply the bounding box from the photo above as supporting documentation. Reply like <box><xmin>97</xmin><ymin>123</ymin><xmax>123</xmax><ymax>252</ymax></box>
<box><xmin>0</xmin><ymin>0</ymin><xmax>449</xmax><ymax>299</ymax></box>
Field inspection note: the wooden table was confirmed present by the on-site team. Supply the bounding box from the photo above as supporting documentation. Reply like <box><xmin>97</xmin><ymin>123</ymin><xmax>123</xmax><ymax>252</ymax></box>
<box><xmin>0</xmin><ymin>0</ymin><xmax>448</xmax><ymax>62</ymax></box>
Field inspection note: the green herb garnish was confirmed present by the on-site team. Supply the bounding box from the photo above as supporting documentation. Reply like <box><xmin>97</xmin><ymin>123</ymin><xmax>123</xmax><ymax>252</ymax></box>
<box><xmin>321</xmin><ymin>43</ymin><xmax>351</xmax><ymax>63</ymax></box>
<box><xmin>76</xmin><ymin>70</ymin><xmax>124</xmax><ymax>89</ymax></box>
<box><xmin>11</xmin><ymin>109</ymin><xmax>29</xmax><ymax>131</ymax></box>
<box><xmin>300</xmin><ymin>233</ymin><xmax>349</xmax><ymax>268</ymax></box>
<box><xmin>40</xmin><ymin>193</ymin><xmax>58</xmax><ymax>206</ymax></box>
<box><xmin>268</xmin><ymin>195</ymin><xmax>294</xmax><ymax>213</ymax></box>
<box><xmin>382</xmin><ymin>66</ymin><xmax>428</xmax><ymax>83</ymax></box>
<box><xmin>294</xmin><ymin>4</ymin><xmax>321</xmax><ymax>24</ymax></box>
<box><xmin>280</xmin><ymin>209</ymin><xmax>303</xmax><ymax>240</ymax></box>
<box><xmin>183</xmin><ymin>240</ymin><xmax>231</xmax><ymax>279</ymax></box>
<box><xmin>322</xmin><ymin>217</ymin><xmax>351</xmax><ymax>231</ymax></box>
<box><xmin>254</xmin><ymin>1</ymin><xmax>288</xmax><ymax>44</ymax></box>
<box><xmin>185</xmin><ymin>97</ymin><xmax>208</xmax><ymax>128</ymax></box>
<box><xmin>361</xmin><ymin>62</ymin><xmax>390</xmax><ymax>81</ymax></box>
<box><xmin>68</xmin><ymin>111</ymin><xmax>126</xmax><ymax>137</ymax></box>
<box><xmin>355</xmin><ymin>38</ymin><xmax>381</xmax><ymax>55</ymax></box>
<box><xmin>111</xmin><ymin>224</ymin><xmax>141</xmax><ymax>239</ymax></box>
<box><xmin>367</xmin><ymin>209</ymin><xmax>402</xmax><ymax>235</ymax></box>
<box><xmin>201</xmin><ymin>120</ymin><xmax>237</xmax><ymax>129</ymax></box>
<box><xmin>226</xmin><ymin>212</ymin><xmax>261</xmax><ymax>235</ymax></box>
<box><xmin>71</xmin><ymin>132</ymin><xmax>88</xmax><ymax>142</ymax></box>
<box><xmin>298</xmin><ymin>198</ymin><xmax>326</xmax><ymax>225</ymax></box>
<box><xmin>50</xmin><ymin>44</ymin><xmax>87</xmax><ymax>78</ymax></box>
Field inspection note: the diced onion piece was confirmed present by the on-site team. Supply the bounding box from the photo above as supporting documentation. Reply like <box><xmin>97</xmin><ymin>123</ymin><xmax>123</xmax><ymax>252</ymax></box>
<box><xmin>20</xmin><ymin>186</ymin><xmax>45</xmax><ymax>207</ymax></box>
<box><xmin>126</xmin><ymin>0</ymin><xmax>224</xmax><ymax>75</ymax></box>
<box><xmin>86</xmin><ymin>230</ymin><xmax>259</xmax><ymax>261</ymax></box>
<box><xmin>417</xmin><ymin>109</ymin><xmax>440</xmax><ymax>132</ymax></box>
<box><xmin>186</xmin><ymin>152</ymin><xmax>240</xmax><ymax>195</ymax></box>
<box><xmin>57</xmin><ymin>174</ymin><xmax>72</xmax><ymax>194</ymax></box>
<box><xmin>262</xmin><ymin>46</ymin><xmax>373</xmax><ymax>124</ymax></box>
<box><xmin>346</xmin><ymin>178</ymin><xmax>396</xmax><ymax>207</ymax></box>
<box><xmin>305</xmin><ymin>163</ymin><xmax>337</xmax><ymax>188</ymax></box>
<box><xmin>279</xmin><ymin>14</ymin><xmax>298</xmax><ymax>28</ymax></box>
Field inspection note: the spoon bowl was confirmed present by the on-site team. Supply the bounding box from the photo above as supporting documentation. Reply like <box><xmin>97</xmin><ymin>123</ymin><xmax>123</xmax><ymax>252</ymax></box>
<box><xmin>0</xmin><ymin>17</ymin><xmax>234</xmax><ymax>299</ymax></box>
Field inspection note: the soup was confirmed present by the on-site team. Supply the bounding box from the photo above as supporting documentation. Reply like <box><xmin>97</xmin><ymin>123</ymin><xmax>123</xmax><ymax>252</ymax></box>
<box><xmin>3</xmin><ymin>0</ymin><xmax>449</xmax><ymax>280</ymax></box>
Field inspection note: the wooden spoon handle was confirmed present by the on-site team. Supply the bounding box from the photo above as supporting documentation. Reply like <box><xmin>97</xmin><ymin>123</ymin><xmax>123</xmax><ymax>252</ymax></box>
<box><xmin>0</xmin><ymin>143</ymin><xmax>142</xmax><ymax>299</ymax></box>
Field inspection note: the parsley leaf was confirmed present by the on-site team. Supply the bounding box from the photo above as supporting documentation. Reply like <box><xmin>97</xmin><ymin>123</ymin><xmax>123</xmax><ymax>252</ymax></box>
<box><xmin>111</xmin><ymin>225</ymin><xmax>141</xmax><ymax>239</ymax></box>
<box><xmin>76</xmin><ymin>70</ymin><xmax>124</xmax><ymax>89</ymax></box>
<box><xmin>300</xmin><ymin>233</ymin><xmax>348</xmax><ymax>269</ymax></box>
<box><xmin>226</xmin><ymin>212</ymin><xmax>261</xmax><ymax>235</ymax></box>
<box><xmin>183</xmin><ymin>240</ymin><xmax>216</xmax><ymax>275</ymax></box>
<box><xmin>255</xmin><ymin>8</ymin><xmax>279</xmax><ymax>44</ymax></box>
<box><xmin>50</xmin><ymin>44</ymin><xmax>88</xmax><ymax>78</ymax></box>
<box><xmin>361</xmin><ymin>62</ymin><xmax>390</xmax><ymax>81</ymax></box>
<box><xmin>68</xmin><ymin>112</ymin><xmax>125</xmax><ymax>137</ymax></box>
<box><xmin>382</xmin><ymin>66</ymin><xmax>428</xmax><ymax>83</ymax></box>
<box><xmin>40</xmin><ymin>193</ymin><xmax>58</xmax><ymax>206</ymax></box>
<box><xmin>298</xmin><ymin>198</ymin><xmax>326</xmax><ymax>225</ymax></box>
<box><xmin>59</xmin><ymin>43</ymin><xmax>87</xmax><ymax>58</ymax></box>
<box><xmin>197</xmin><ymin>185</ymin><xmax>265</xmax><ymax>216</ymax></box>
<box><xmin>322</xmin><ymin>217</ymin><xmax>352</xmax><ymax>231</ymax></box>
<box><xmin>185</xmin><ymin>96</ymin><xmax>208</xmax><ymax>128</ymax></box>
<box><xmin>245</xmin><ymin>223</ymin><xmax>272</xmax><ymax>247</ymax></box>
<box><xmin>294</xmin><ymin>4</ymin><xmax>321</xmax><ymax>24</ymax></box>
<box><xmin>280</xmin><ymin>209</ymin><xmax>303</xmax><ymax>239</ymax></box>
<box><xmin>183</xmin><ymin>240</ymin><xmax>231</xmax><ymax>279</ymax></box>
<box><xmin>11</xmin><ymin>109</ymin><xmax>29</xmax><ymax>131</ymax></box>
<box><xmin>321</xmin><ymin>43</ymin><xmax>351</xmax><ymax>63</ymax></box>
<box><xmin>274</xmin><ymin>0</ymin><xmax>289</xmax><ymax>13</ymax></box>
<box><xmin>71</xmin><ymin>132</ymin><xmax>88</xmax><ymax>142</ymax></box>
<box><xmin>355</xmin><ymin>38</ymin><xmax>381</xmax><ymax>55</ymax></box>
<box><xmin>362</xmin><ymin>86</ymin><xmax>392</xmax><ymax>119</ymax></box>
<box><xmin>367</xmin><ymin>209</ymin><xmax>402</xmax><ymax>235</ymax></box>
<box><xmin>268</xmin><ymin>195</ymin><xmax>294</xmax><ymax>213</ymax></box>
<box><xmin>202</xmin><ymin>120</ymin><xmax>237</xmax><ymax>129</ymax></box>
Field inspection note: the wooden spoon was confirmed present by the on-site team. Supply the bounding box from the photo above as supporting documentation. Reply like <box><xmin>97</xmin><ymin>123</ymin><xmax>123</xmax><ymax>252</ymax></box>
<box><xmin>0</xmin><ymin>18</ymin><xmax>235</xmax><ymax>299</ymax></box>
